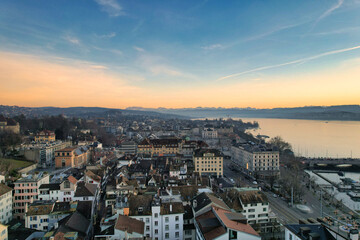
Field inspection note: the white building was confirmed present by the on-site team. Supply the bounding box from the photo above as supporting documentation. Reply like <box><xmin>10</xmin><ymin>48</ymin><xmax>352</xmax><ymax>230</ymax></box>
<box><xmin>202</xmin><ymin>127</ymin><xmax>218</xmax><ymax>139</ymax></box>
<box><xmin>0</xmin><ymin>184</ymin><xmax>12</xmax><ymax>224</ymax></box>
<box><xmin>38</xmin><ymin>183</ymin><xmax>61</xmax><ymax>201</ymax></box>
<box><xmin>284</xmin><ymin>224</ymin><xmax>355</xmax><ymax>240</ymax></box>
<box><xmin>195</xmin><ymin>206</ymin><xmax>260</xmax><ymax>240</ymax></box>
<box><xmin>25</xmin><ymin>200</ymin><xmax>54</xmax><ymax>231</ymax></box>
<box><xmin>231</xmin><ymin>143</ymin><xmax>279</xmax><ymax>178</ymax></box>
<box><xmin>221</xmin><ymin>188</ymin><xmax>277</xmax><ymax>233</ymax></box>
<box><xmin>128</xmin><ymin>196</ymin><xmax>184</xmax><ymax>240</ymax></box>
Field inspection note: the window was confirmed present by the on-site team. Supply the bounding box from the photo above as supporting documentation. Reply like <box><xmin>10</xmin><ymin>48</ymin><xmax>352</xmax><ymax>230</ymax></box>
<box><xmin>175</xmin><ymin>224</ymin><xmax>179</xmax><ymax>230</ymax></box>
<box><xmin>155</xmin><ymin>221</ymin><xmax>158</xmax><ymax>226</ymax></box>
<box><xmin>155</xmin><ymin>229</ymin><xmax>158</xmax><ymax>234</ymax></box>
<box><xmin>154</xmin><ymin>213</ymin><xmax>158</xmax><ymax>218</ymax></box>
<box><xmin>175</xmin><ymin>216</ymin><xmax>179</xmax><ymax>221</ymax></box>
<box><xmin>175</xmin><ymin>232</ymin><xmax>179</xmax><ymax>238</ymax></box>
<box><xmin>165</xmin><ymin>225</ymin><xmax>169</xmax><ymax>231</ymax></box>
<box><xmin>248</xmin><ymin>215</ymin><xmax>255</xmax><ymax>218</ymax></box>
<box><xmin>165</xmin><ymin>233</ymin><xmax>169</xmax><ymax>239</ymax></box>
<box><xmin>165</xmin><ymin>217</ymin><xmax>169</xmax><ymax>222</ymax></box>
<box><xmin>248</xmin><ymin>209</ymin><xmax>255</xmax><ymax>212</ymax></box>
<box><xmin>146</xmin><ymin>218</ymin><xmax>150</xmax><ymax>223</ymax></box>
<box><xmin>263</xmin><ymin>208</ymin><xmax>267</xmax><ymax>212</ymax></box>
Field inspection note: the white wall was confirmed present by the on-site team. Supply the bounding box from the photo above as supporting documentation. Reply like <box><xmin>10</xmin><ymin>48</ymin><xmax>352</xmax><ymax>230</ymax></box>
<box><xmin>0</xmin><ymin>191</ymin><xmax>12</xmax><ymax>224</ymax></box>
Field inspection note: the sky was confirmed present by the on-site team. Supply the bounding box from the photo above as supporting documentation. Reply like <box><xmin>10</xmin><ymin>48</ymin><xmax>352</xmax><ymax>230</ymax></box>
<box><xmin>0</xmin><ymin>0</ymin><xmax>360</xmax><ymax>109</ymax></box>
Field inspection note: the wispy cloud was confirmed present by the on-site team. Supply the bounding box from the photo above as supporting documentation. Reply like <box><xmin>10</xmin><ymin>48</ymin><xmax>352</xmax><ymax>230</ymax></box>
<box><xmin>92</xmin><ymin>46</ymin><xmax>122</xmax><ymax>55</ymax></box>
<box><xmin>64</xmin><ymin>35</ymin><xmax>80</xmax><ymax>45</ymax></box>
<box><xmin>201</xmin><ymin>44</ymin><xmax>224</xmax><ymax>50</ymax></box>
<box><xmin>133</xmin><ymin>46</ymin><xmax>145</xmax><ymax>52</ymax></box>
<box><xmin>318</xmin><ymin>0</ymin><xmax>344</xmax><ymax>22</ymax></box>
<box><xmin>96</xmin><ymin>32</ymin><xmax>116</xmax><ymax>39</ymax></box>
<box><xmin>94</xmin><ymin>0</ymin><xmax>124</xmax><ymax>17</ymax></box>
<box><xmin>217</xmin><ymin>44</ymin><xmax>360</xmax><ymax>81</ymax></box>
<box><xmin>309</xmin><ymin>0</ymin><xmax>344</xmax><ymax>32</ymax></box>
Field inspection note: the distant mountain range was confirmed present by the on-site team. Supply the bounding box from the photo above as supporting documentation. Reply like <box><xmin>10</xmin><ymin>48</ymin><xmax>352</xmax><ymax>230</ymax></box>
<box><xmin>0</xmin><ymin>105</ymin><xmax>187</xmax><ymax>119</ymax></box>
<box><xmin>1</xmin><ymin>105</ymin><xmax>360</xmax><ymax>121</ymax></box>
<box><xmin>126</xmin><ymin>105</ymin><xmax>360</xmax><ymax>120</ymax></box>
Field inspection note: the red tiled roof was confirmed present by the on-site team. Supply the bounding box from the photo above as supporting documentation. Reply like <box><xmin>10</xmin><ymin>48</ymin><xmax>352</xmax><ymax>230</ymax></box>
<box><xmin>213</xmin><ymin>207</ymin><xmax>259</xmax><ymax>237</ymax></box>
<box><xmin>68</xmin><ymin>176</ymin><xmax>78</xmax><ymax>185</ymax></box>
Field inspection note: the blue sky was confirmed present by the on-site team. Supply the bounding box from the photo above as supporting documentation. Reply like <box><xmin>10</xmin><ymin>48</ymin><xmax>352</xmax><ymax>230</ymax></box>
<box><xmin>0</xmin><ymin>0</ymin><xmax>360</xmax><ymax>108</ymax></box>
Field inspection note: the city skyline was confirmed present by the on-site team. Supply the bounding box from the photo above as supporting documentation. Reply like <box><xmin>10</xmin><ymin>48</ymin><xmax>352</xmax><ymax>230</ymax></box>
<box><xmin>1</xmin><ymin>0</ymin><xmax>360</xmax><ymax>108</ymax></box>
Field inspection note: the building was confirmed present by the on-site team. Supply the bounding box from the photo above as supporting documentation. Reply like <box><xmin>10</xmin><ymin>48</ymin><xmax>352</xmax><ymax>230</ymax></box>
<box><xmin>118</xmin><ymin>141</ymin><xmax>137</xmax><ymax>154</ymax></box>
<box><xmin>137</xmin><ymin>138</ymin><xmax>183</xmax><ymax>157</ymax></box>
<box><xmin>284</xmin><ymin>224</ymin><xmax>356</xmax><ymax>240</ymax></box>
<box><xmin>25</xmin><ymin>200</ymin><xmax>55</xmax><ymax>231</ymax></box>
<box><xmin>231</xmin><ymin>143</ymin><xmax>279</xmax><ymax>179</ymax></box>
<box><xmin>193</xmin><ymin>149</ymin><xmax>223</xmax><ymax>177</ymax></box>
<box><xmin>21</xmin><ymin>141</ymin><xmax>71</xmax><ymax>167</ymax></box>
<box><xmin>221</xmin><ymin>188</ymin><xmax>277</xmax><ymax>233</ymax></box>
<box><xmin>0</xmin><ymin>116</ymin><xmax>20</xmax><ymax>134</ymax></box>
<box><xmin>128</xmin><ymin>195</ymin><xmax>184</xmax><ymax>240</ymax></box>
<box><xmin>13</xmin><ymin>173</ymin><xmax>50</xmax><ymax>219</ymax></box>
<box><xmin>195</xmin><ymin>206</ymin><xmax>260</xmax><ymax>240</ymax></box>
<box><xmin>55</xmin><ymin>146</ymin><xmax>91</xmax><ymax>168</ymax></box>
<box><xmin>0</xmin><ymin>184</ymin><xmax>12</xmax><ymax>224</ymax></box>
<box><xmin>114</xmin><ymin>215</ymin><xmax>144</xmax><ymax>239</ymax></box>
<box><xmin>38</xmin><ymin>183</ymin><xmax>61</xmax><ymax>201</ymax></box>
<box><xmin>34</xmin><ymin>130</ymin><xmax>56</xmax><ymax>143</ymax></box>
<box><xmin>0</xmin><ymin>223</ymin><xmax>7</xmax><ymax>240</ymax></box>
<box><xmin>201</xmin><ymin>127</ymin><xmax>218</xmax><ymax>139</ymax></box>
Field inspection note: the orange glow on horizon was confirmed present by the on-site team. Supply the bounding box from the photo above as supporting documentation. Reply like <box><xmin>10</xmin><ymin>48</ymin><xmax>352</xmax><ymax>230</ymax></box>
<box><xmin>0</xmin><ymin>51</ymin><xmax>359</xmax><ymax>109</ymax></box>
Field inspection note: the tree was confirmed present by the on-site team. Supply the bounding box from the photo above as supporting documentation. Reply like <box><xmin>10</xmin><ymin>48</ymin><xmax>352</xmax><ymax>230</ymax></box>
<box><xmin>0</xmin><ymin>131</ymin><xmax>22</xmax><ymax>156</ymax></box>
<box><xmin>268</xmin><ymin>136</ymin><xmax>293</xmax><ymax>154</ymax></box>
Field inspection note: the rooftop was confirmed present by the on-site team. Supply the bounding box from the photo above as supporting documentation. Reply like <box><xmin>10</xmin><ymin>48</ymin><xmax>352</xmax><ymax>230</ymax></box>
<box><xmin>115</xmin><ymin>215</ymin><xmax>144</xmax><ymax>235</ymax></box>
<box><xmin>0</xmin><ymin>183</ymin><xmax>12</xmax><ymax>196</ymax></box>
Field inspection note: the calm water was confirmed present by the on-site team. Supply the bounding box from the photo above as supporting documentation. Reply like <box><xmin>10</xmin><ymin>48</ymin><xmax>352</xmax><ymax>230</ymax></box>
<box><xmin>240</xmin><ymin>118</ymin><xmax>360</xmax><ymax>158</ymax></box>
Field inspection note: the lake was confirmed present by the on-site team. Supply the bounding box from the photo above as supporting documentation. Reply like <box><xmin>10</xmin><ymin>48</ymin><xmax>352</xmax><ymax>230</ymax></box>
<box><xmin>239</xmin><ymin>118</ymin><xmax>360</xmax><ymax>158</ymax></box>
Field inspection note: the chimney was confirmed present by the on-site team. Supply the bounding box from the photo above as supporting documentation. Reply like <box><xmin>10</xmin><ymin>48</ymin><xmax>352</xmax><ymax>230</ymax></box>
<box><xmin>193</xmin><ymin>200</ymin><xmax>197</xmax><ymax>208</ymax></box>
<box><xmin>350</xmin><ymin>229</ymin><xmax>359</xmax><ymax>240</ymax></box>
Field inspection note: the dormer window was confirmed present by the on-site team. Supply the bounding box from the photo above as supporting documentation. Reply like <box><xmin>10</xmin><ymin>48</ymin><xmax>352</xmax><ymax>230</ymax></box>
<box><xmin>138</xmin><ymin>207</ymin><xmax>143</xmax><ymax>212</ymax></box>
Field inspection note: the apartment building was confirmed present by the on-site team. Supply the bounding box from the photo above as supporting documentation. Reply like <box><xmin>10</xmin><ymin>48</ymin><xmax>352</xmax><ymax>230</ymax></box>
<box><xmin>21</xmin><ymin>141</ymin><xmax>71</xmax><ymax>167</ymax></box>
<box><xmin>25</xmin><ymin>200</ymin><xmax>54</xmax><ymax>231</ymax></box>
<box><xmin>0</xmin><ymin>184</ymin><xmax>12</xmax><ymax>224</ymax></box>
<box><xmin>201</xmin><ymin>127</ymin><xmax>218</xmax><ymax>139</ymax></box>
<box><xmin>128</xmin><ymin>195</ymin><xmax>184</xmax><ymax>240</ymax></box>
<box><xmin>193</xmin><ymin>149</ymin><xmax>223</xmax><ymax>177</ymax></box>
<box><xmin>195</xmin><ymin>206</ymin><xmax>261</xmax><ymax>240</ymax></box>
<box><xmin>13</xmin><ymin>173</ymin><xmax>49</xmax><ymax>219</ymax></box>
<box><xmin>0</xmin><ymin>223</ymin><xmax>7</xmax><ymax>240</ymax></box>
<box><xmin>221</xmin><ymin>188</ymin><xmax>277</xmax><ymax>233</ymax></box>
<box><xmin>231</xmin><ymin>143</ymin><xmax>279</xmax><ymax>178</ymax></box>
<box><xmin>137</xmin><ymin>138</ymin><xmax>183</xmax><ymax>157</ymax></box>
<box><xmin>118</xmin><ymin>141</ymin><xmax>137</xmax><ymax>154</ymax></box>
<box><xmin>55</xmin><ymin>146</ymin><xmax>91</xmax><ymax>168</ymax></box>
<box><xmin>34</xmin><ymin>130</ymin><xmax>55</xmax><ymax>143</ymax></box>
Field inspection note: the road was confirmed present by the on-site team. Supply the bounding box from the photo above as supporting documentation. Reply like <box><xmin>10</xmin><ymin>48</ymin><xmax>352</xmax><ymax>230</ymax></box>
<box><xmin>223</xmin><ymin>159</ymin><xmax>339</xmax><ymax>226</ymax></box>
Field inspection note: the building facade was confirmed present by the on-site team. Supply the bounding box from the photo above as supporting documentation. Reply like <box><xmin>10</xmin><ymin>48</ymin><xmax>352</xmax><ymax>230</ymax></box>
<box><xmin>34</xmin><ymin>130</ymin><xmax>56</xmax><ymax>143</ymax></box>
<box><xmin>137</xmin><ymin>138</ymin><xmax>183</xmax><ymax>157</ymax></box>
<box><xmin>0</xmin><ymin>184</ymin><xmax>12</xmax><ymax>224</ymax></box>
<box><xmin>13</xmin><ymin>173</ymin><xmax>50</xmax><ymax>219</ymax></box>
<box><xmin>193</xmin><ymin>149</ymin><xmax>223</xmax><ymax>177</ymax></box>
<box><xmin>55</xmin><ymin>146</ymin><xmax>90</xmax><ymax>168</ymax></box>
<box><xmin>231</xmin><ymin>143</ymin><xmax>279</xmax><ymax>178</ymax></box>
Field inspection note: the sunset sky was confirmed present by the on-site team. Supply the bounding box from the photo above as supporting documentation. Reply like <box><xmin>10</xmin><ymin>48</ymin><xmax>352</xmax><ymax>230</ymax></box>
<box><xmin>1</xmin><ymin>0</ymin><xmax>360</xmax><ymax>108</ymax></box>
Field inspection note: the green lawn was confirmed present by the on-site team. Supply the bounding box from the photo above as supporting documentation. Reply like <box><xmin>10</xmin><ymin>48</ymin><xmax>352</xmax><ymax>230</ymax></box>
<box><xmin>0</xmin><ymin>158</ymin><xmax>34</xmax><ymax>173</ymax></box>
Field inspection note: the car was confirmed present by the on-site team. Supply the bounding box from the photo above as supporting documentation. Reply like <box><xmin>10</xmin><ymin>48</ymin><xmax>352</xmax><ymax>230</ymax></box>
<box><xmin>273</xmin><ymin>194</ymin><xmax>278</xmax><ymax>198</ymax></box>
<box><xmin>253</xmin><ymin>181</ymin><xmax>258</xmax><ymax>185</ymax></box>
